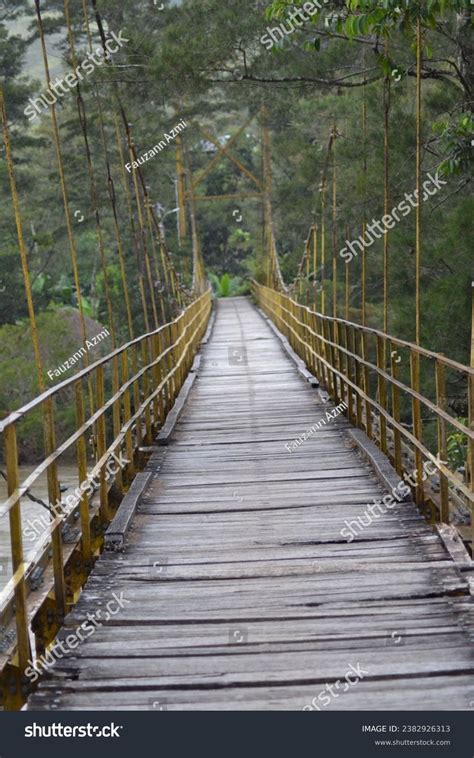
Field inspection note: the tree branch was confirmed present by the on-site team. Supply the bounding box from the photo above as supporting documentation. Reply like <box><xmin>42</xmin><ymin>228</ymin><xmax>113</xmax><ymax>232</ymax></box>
<box><xmin>207</xmin><ymin>71</ymin><xmax>382</xmax><ymax>88</ymax></box>
<box><xmin>431</xmin><ymin>178</ymin><xmax>470</xmax><ymax>211</ymax></box>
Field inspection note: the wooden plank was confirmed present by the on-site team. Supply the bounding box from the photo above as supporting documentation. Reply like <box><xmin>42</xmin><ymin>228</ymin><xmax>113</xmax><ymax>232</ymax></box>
<box><xmin>156</xmin><ymin>372</ymin><xmax>198</xmax><ymax>446</ymax></box>
<box><xmin>27</xmin><ymin>674</ymin><xmax>474</xmax><ymax>710</ymax></box>
<box><xmin>104</xmin><ymin>471</ymin><xmax>154</xmax><ymax>552</ymax></box>
<box><xmin>27</xmin><ymin>296</ymin><xmax>474</xmax><ymax>712</ymax></box>
<box><xmin>257</xmin><ymin>307</ymin><xmax>320</xmax><ymax>388</ymax></box>
<box><xmin>346</xmin><ymin>427</ymin><xmax>411</xmax><ymax>502</ymax></box>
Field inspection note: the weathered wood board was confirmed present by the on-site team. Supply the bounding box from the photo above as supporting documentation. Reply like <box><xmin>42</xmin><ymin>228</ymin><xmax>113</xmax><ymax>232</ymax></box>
<box><xmin>27</xmin><ymin>297</ymin><xmax>474</xmax><ymax>711</ymax></box>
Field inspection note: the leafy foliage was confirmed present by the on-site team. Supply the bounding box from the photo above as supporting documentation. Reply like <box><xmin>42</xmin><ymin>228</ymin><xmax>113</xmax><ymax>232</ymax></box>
<box><xmin>0</xmin><ymin>308</ymin><xmax>110</xmax><ymax>459</ymax></box>
<box><xmin>0</xmin><ymin>0</ymin><xmax>472</xmax><ymax>459</ymax></box>
<box><xmin>446</xmin><ymin>418</ymin><xmax>468</xmax><ymax>472</ymax></box>
<box><xmin>208</xmin><ymin>272</ymin><xmax>249</xmax><ymax>297</ymax></box>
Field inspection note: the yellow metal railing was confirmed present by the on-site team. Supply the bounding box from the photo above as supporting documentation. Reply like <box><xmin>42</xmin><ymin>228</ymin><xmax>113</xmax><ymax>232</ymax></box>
<box><xmin>0</xmin><ymin>288</ymin><xmax>211</xmax><ymax>709</ymax></box>
<box><xmin>252</xmin><ymin>282</ymin><xmax>473</xmax><ymax>550</ymax></box>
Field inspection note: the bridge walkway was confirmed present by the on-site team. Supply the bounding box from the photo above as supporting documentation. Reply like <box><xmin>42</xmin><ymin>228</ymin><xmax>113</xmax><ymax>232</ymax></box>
<box><xmin>27</xmin><ymin>297</ymin><xmax>474</xmax><ymax>710</ymax></box>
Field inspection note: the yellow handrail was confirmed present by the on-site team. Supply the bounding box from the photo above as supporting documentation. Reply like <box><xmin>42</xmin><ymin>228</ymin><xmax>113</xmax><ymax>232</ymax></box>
<box><xmin>0</xmin><ymin>288</ymin><xmax>212</xmax><ymax>709</ymax></box>
<box><xmin>252</xmin><ymin>281</ymin><xmax>473</xmax><ymax>548</ymax></box>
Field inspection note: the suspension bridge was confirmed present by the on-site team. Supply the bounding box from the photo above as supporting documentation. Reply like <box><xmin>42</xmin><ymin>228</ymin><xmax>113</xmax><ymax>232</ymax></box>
<box><xmin>0</xmin><ymin>0</ymin><xmax>473</xmax><ymax>711</ymax></box>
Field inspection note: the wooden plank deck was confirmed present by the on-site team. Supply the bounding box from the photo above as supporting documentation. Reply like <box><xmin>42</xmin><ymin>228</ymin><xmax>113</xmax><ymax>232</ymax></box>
<box><xmin>27</xmin><ymin>297</ymin><xmax>474</xmax><ymax>711</ymax></box>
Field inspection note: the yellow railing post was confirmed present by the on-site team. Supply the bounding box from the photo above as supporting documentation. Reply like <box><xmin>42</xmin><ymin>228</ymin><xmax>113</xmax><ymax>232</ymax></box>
<box><xmin>410</xmin><ymin>349</ymin><xmax>424</xmax><ymax>505</ymax></box>
<box><xmin>131</xmin><ymin>344</ymin><xmax>143</xmax><ymax>450</ymax></box>
<box><xmin>75</xmin><ymin>381</ymin><xmax>92</xmax><ymax>568</ymax></box>
<box><xmin>95</xmin><ymin>365</ymin><xmax>110</xmax><ymax>524</ymax></box>
<box><xmin>376</xmin><ymin>336</ymin><xmax>388</xmax><ymax>455</ymax></box>
<box><xmin>362</xmin><ymin>332</ymin><xmax>372</xmax><ymax>439</ymax></box>
<box><xmin>111</xmin><ymin>356</ymin><xmax>125</xmax><ymax>497</ymax></box>
<box><xmin>354</xmin><ymin>327</ymin><xmax>363</xmax><ymax>429</ymax></box>
<box><xmin>121</xmin><ymin>349</ymin><xmax>135</xmax><ymax>479</ymax></box>
<box><xmin>345</xmin><ymin>323</ymin><xmax>354</xmax><ymax>424</ymax></box>
<box><xmin>0</xmin><ymin>290</ymin><xmax>212</xmax><ymax>708</ymax></box>
<box><xmin>141</xmin><ymin>339</ymin><xmax>153</xmax><ymax>445</ymax></box>
<box><xmin>435</xmin><ymin>358</ymin><xmax>449</xmax><ymax>523</ymax></box>
<box><xmin>252</xmin><ymin>248</ymin><xmax>472</xmax><ymax>553</ymax></box>
<box><xmin>391</xmin><ymin>348</ymin><xmax>403</xmax><ymax>477</ymax></box>
<box><xmin>3</xmin><ymin>425</ymin><xmax>30</xmax><ymax>708</ymax></box>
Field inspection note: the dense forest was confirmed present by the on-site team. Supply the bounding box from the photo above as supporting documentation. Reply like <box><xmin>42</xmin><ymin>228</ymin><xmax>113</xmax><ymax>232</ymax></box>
<box><xmin>0</xmin><ymin>0</ymin><xmax>472</xmax><ymax>455</ymax></box>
